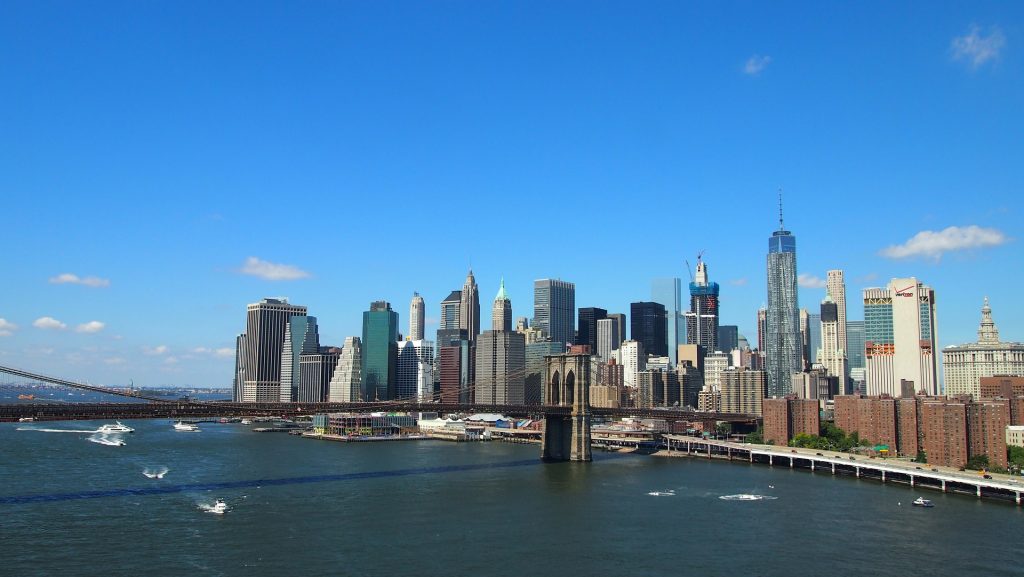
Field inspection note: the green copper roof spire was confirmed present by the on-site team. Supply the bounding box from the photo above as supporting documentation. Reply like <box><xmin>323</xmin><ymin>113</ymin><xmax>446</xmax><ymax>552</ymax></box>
<box><xmin>495</xmin><ymin>277</ymin><xmax>509</xmax><ymax>301</ymax></box>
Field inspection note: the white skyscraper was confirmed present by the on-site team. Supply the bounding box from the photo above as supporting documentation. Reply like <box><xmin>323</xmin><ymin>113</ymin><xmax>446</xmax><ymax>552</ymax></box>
<box><xmin>596</xmin><ymin>318</ymin><xmax>621</xmax><ymax>362</ymax></box>
<box><xmin>864</xmin><ymin>278</ymin><xmax>938</xmax><ymax>397</ymax></box>
<box><xmin>328</xmin><ymin>337</ymin><xmax>362</xmax><ymax>402</ymax></box>
<box><xmin>409</xmin><ymin>293</ymin><xmax>425</xmax><ymax>341</ymax></box>
<box><xmin>818</xmin><ymin>292</ymin><xmax>849</xmax><ymax>391</ymax></box>
<box><xmin>704</xmin><ymin>351</ymin><xmax>731</xmax><ymax>390</ymax></box>
<box><xmin>619</xmin><ymin>340</ymin><xmax>645</xmax><ymax>389</ymax></box>
<box><xmin>826</xmin><ymin>270</ymin><xmax>848</xmax><ymax>357</ymax></box>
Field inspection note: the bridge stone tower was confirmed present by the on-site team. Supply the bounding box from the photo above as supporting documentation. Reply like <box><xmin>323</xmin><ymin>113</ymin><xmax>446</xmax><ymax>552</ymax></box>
<box><xmin>542</xmin><ymin>354</ymin><xmax>592</xmax><ymax>462</ymax></box>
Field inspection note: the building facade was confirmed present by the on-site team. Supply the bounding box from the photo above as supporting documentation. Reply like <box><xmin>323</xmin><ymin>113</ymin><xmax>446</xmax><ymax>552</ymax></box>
<box><xmin>409</xmin><ymin>293</ymin><xmax>425</xmax><ymax>341</ymax></box>
<box><xmin>763</xmin><ymin>396</ymin><xmax>820</xmax><ymax>446</ymax></box>
<box><xmin>765</xmin><ymin>216</ymin><xmax>801</xmax><ymax>399</ymax></box>
<box><xmin>328</xmin><ymin>337</ymin><xmax>362</xmax><ymax>402</ymax></box>
<box><xmin>396</xmin><ymin>339</ymin><xmax>435</xmax><ymax>401</ymax></box>
<box><xmin>596</xmin><ymin>318</ymin><xmax>621</xmax><ymax>362</ymax></box>
<box><xmin>280</xmin><ymin>315</ymin><xmax>320</xmax><ymax>402</ymax></box>
<box><xmin>475</xmin><ymin>330</ymin><xmax>527</xmax><ymax>405</ymax></box>
<box><xmin>686</xmin><ymin>257</ymin><xmax>720</xmax><ymax>353</ymax></box>
<box><xmin>631</xmin><ymin>301</ymin><xmax>668</xmax><ymax>358</ymax></box>
<box><xmin>459</xmin><ymin>269</ymin><xmax>480</xmax><ymax>343</ymax></box>
<box><xmin>298</xmin><ymin>349</ymin><xmax>340</xmax><ymax>403</ymax></box>
<box><xmin>577</xmin><ymin>307</ymin><xmax>608</xmax><ymax>356</ymax></box>
<box><xmin>826</xmin><ymin>269</ymin><xmax>848</xmax><ymax>358</ymax></box>
<box><xmin>241</xmin><ymin>298</ymin><xmax>308</xmax><ymax>402</ymax></box>
<box><xmin>943</xmin><ymin>298</ymin><xmax>1024</xmax><ymax>399</ymax></box>
<box><xmin>864</xmin><ymin>278</ymin><xmax>938</xmax><ymax>397</ymax></box>
<box><xmin>818</xmin><ymin>293</ymin><xmax>849</xmax><ymax>391</ymax></box>
<box><xmin>652</xmin><ymin>277</ymin><xmax>684</xmax><ymax>366</ymax></box>
<box><xmin>361</xmin><ymin>301</ymin><xmax>398</xmax><ymax>401</ymax></box>
<box><xmin>721</xmin><ymin>368</ymin><xmax>766</xmax><ymax>415</ymax></box>
<box><xmin>533</xmin><ymin>279</ymin><xmax>575</xmax><ymax>346</ymax></box>
<box><xmin>619</xmin><ymin>340</ymin><xmax>645</xmax><ymax>389</ymax></box>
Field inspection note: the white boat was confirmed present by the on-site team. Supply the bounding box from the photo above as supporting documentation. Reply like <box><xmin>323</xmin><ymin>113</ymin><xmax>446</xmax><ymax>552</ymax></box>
<box><xmin>18</xmin><ymin>417</ymin><xmax>34</xmax><ymax>422</ymax></box>
<box><xmin>206</xmin><ymin>499</ymin><xmax>229</xmax><ymax>515</ymax></box>
<box><xmin>912</xmin><ymin>497</ymin><xmax>934</xmax><ymax>507</ymax></box>
<box><xmin>647</xmin><ymin>490</ymin><xmax>676</xmax><ymax>497</ymax></box>
<box><xmin>173</xmin><ymin>422</ymin><xmax>200</xmax><ymax>432</ymax></box>
<box><xmin>241</xmin><ymin>419</ymin><xmax>252</xmax><ymax>425</ymax></box>
<box><xmin>97</xmin><ymin>421</ymin><xmax>134</xmax><ymax>434</ymax></box>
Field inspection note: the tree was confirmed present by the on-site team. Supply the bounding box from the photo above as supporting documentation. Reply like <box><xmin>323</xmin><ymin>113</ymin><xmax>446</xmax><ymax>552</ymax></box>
<box><xmin>715</xmin><ymin>423</ymin><xmax>732</xmax><ymax>438</ymax></box>
<box><xmin>966</xmin><ymin>454</ymin><xmax>990</xmax><ymax>471</ymax></box>
<box><xmin>915</xmin><ymin>450</ymin><xmax>927</xmax><ymax>464</ymax></box>
<box><xmin>744</xmin><ymin>427</ymin><xmax>764</xmax><ymax>445</ymax></box>
<box><xmin>1008</xmin><ymin>446</ymin><xmax>1024</xmax><ymax>470</ymax></box>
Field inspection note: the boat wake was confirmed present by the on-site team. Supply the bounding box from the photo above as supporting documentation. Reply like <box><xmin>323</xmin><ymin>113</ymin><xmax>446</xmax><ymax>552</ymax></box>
<box><xmin>17</xmin><ymin>427</ymin><xmax>97</xmax><ymax>433</ymax></box>
<box><xmin>719</xmin><ymin>494</ymin><xmax>777</xmax><ymax>501</ymax></box>
<box><xmin>88</xmin><ymin>433</ymin><xmax>126</xmax><ymax>446</ymax></box>
<box><xmin>197</xmin><ymin>500</ymin><xmax>229</xmax><ymax>515</ymax></box>
<box><xmin>647</xmin><ymin>490</ymin><xmax>676</xmax><ymax>497</ymax></box>
<box><xmin>143</xmin><ymin>467</ymin><xmax>169</xmax><ymax>479</ymax></box>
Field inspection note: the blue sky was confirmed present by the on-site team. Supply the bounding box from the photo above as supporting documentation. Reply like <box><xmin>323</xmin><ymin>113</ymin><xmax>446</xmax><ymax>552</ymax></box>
<box><xmin>1</xmin><ymin>1</ymin><xmax>1021</xmax><ymax>387</ymax></box>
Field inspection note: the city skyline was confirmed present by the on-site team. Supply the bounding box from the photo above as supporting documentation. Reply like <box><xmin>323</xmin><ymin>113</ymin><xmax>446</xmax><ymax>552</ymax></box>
<box><xmin>2</xmin><ymin>3</ymin><xmax>1022</xmax><ymax>385</ymax></box>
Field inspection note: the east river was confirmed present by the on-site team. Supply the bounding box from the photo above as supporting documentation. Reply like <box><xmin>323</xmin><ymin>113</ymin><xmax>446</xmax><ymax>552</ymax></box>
<box><xmin>1</xmin><ymin>420</ymin><xmax>1021</xmax><ymax>576</ymax></box>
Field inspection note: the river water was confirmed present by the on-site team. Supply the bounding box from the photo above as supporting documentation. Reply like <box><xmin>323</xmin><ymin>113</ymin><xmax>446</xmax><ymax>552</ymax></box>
<box><xmin>1</xmin><ymin>419</ymin><xmax>1020</xmax><ymax>576</ymax></box>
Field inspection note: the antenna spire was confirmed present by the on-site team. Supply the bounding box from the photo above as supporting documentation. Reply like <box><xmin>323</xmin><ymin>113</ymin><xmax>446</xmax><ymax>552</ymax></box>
<box><xmin>778</xmin><ymin>188</ymin><xmax>784</xmax><ymax>230</ymax></box>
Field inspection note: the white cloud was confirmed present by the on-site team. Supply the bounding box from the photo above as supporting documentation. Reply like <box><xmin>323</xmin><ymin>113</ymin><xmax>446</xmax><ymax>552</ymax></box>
<box><xmin>240</xmin><ymin>257</ymin><xmax>310</xmax><ymax>281</ymax></box>
<box><xmin>952</xmin><ymin>25</ymin><xmax>1006</xmax><ymax>68</ymax></box>
<box><xmin>744</xmin><ymin>55</ymin><xmax>772</xmax><ymax>75</ymax></box>
<box><xmin>880</xmin><ymin>225</ymin><xmax>1009</xmax><ymax>261</ymax></box>
<box><xmin>144</xmin><ymin>345</ymin><xmax>169</xmax><ymax>356</ymax></box>
<box><xmin>75</xmin><ymin>321</ymin><xmax>106</xmax><ymax>334</ymax></box>
<box><xmin>214</xmin><ymin>347</ymin><xmax>234</xmax><ymax>358</ymax></box>
<box><xmin>798</xmin><ymin>274</ymin><xmax>827</xmax><ymax>289</ymax></box>
<box><xmin>49</xmin><ymin>273</ymin><xmax>110</xmax><ymax>288</ymax></box>
<box><xmin>0</xmin><ymin>318</ymin><xmax>17</xmax><ymax>337</ymax></box>
<box><xmin>729</xmin><ymin>278</ymin><xmax>749</xmax><ymax>286</ymax></box>
<box><xmin>104</xmin><ymin>357</ymin><xmax>127</xmax><ymax>365</ymax></box>
<box><xmin>33</xmin><ymin>316</ymin><xmax>67</xmax><ymax>330</ymax></box>
<box><xmin>163</xmin><ymin>356</ymin><xmax>179</xmax><ymax>365</ymax></box>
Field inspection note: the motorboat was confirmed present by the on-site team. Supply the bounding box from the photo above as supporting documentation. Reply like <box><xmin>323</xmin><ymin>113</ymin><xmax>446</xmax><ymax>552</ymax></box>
<box><xmin>18</xmin><ymin>417</ymin><xmax>34</xmax><ymax>422</ymax></box>
<box><xmin>912</xmin><ymin>497</ymin><xmax>934</xmax><ymax>507</ymax></box>
<box><xmin>97</xmin><ymin>421</ymin><xmax>135</xmax><ymax>434</ymax></box>
<box><xmin>206</xmin><ymin>499</ymin><xmax>229</xmax><ymax>515</ymax></box>
<box><xmin>647</xmin><ymin>490</ymin><xmax>676</xmax><ymax>497</ymax></box>
<box><xmin>241</xmin><ymin>419</ymin><xmax>252</xmax><ymax>425</ymax></box>
<box><xmin>173</xmin><ymin>421</ymin><xmax>200</xmax><ymax>432</ymax></box>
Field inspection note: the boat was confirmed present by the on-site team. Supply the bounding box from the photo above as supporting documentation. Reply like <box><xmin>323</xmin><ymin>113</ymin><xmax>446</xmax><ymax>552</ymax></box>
<box><xmin>97</xmin><ymin>421</ymin><xmax>135</xmax><ymax>434</ymax></box>
<box><xmin>17</xmin><ymin>394</ymin><xmax>35</xmax><ymax>400</ymax></box>
<box><xmin>206</xmin><ymin>499</ymin><xmax>229</xmax><ymax>515</ymax></box>
<box><xmin>18</xmin><ymin>417</ymin><xmax>34</xmax><ymax>422</ymax></box>
<box><xmin>912</xmin><ymin>497</ymin><xmax>934</xmax><ymax>507</ymax></box>
<box><xmin>241</xmin><ymin>419</ymin><xmax>252</xmax><ymax>425</ymax></box>
<box><xmin>173</xmin><ymin>422</ymin><xmax>200</xmax><ymax>432</ymax></box>
<box><xmin>647</xmin><ymin>490</ymin><xmax>676</xmax><ymax>497</ymax></box>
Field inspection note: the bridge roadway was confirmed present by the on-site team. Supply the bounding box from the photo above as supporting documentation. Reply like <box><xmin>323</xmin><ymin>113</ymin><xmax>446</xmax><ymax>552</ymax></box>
<box><xmin>664</xmin><ymin>436</ymin><xmax>1024</xmax><ymax>506</ymax></box>
<box><xmin>0</xmin><ymin>400</ymin><xmax>758</xmax><ymax>424</ymax></box>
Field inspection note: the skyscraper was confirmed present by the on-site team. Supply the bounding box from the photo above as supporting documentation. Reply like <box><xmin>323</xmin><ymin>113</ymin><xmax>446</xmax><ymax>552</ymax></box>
<box><xmin>492</xmin><ymin>278</ymin><xmax>513</xmax><ymax>332</ymax></box>
<box><xmin>298</xmin><ymin>348</ymin><xmax>339</xmax><ymax>403</ymax></box>
<box><xmin>396</xmin><ymin>339</ymin><xmax>435</xmax><ymax>400</ymax></box>
<box><xmin>847</xmin><ymin>321</ymin><xmax>866</xmax><ymax>369</ymax></box>
<box><xmin>619</xmin><ymin>340</ymin><xmax>645</xmax><ymax>388</ymax></box>
<box><xmin>475</xmin><ymin>330</ymin><xmax>526</xmax><ymax>405</ymax></box>
<box><xmin>826</xmin><ymin>270</ymin><xmax>848</xmax><ymax>358</ymax></box>
<box><xmin>241</xmin><ymin>298</ymin><xmax>307</xmax><ymax>402</ymax></box>
<box><xmin>233</xmin><ymin>333</ymin><xmax>246</xmax><ymax>402</ymax></box>
<box><xmin>440</xmin><ymin>290</ymin><xmax>462</xmax><ymax>330</ymax></box>
<box><xmin>328</xmin><ymin>337</ymin><xmax>362</xmax><ymax>402</ymax></box>
<box><xmin>943</xmin><ymin>298</ymin><xmax>1024</xmax><ymax>399</ymax></box>
<box><xmin>279</xmin><ymin>315</ymin><xmax>320</xmax><ymax>402</ymax></box>
<box><xmin>409</xmin><ymin>293</ymin><xmax>425</xmax><ymax>341</ymax></box>
<box><xmin>577</xmin><ymin>307</ymin><xmax>608</xmax><ymax>354</ymax></box>
<box><xmin>533</xmin><ymin>279</ymin><xmax>575</xmax><ymax>345</ymax></box>
<box><xmin>686</xmin><ymin>257</ymin><xmax>720</xmax><ymax>353</ymax></box>
<box><xmin>765</xmin><ymin>203</ymin><xmax>801</xmax><ymax>398</ymax></box>
<box><xmin>607</xmin><ymin>313</ymin><xmax>627</xmax><ymax>348</ymax></box>
<box><xmin>596</xmin><ymin>318</ymin><xmax>621</xmax><ymax>362</ymax></box>
<box><xmin>818</xmin><ymin>292</ymin><xmax>849</xmax><ymax>392</ymax></box>
<box><xmin>631</xmin><ymin>302</ymin><xmax>668</xmax><ymax>357</ymax></box>
<box><xmin>459</xmin><ymin>270</ymin><xmax>480</xmax><ymax>342</ymax></box>
<box><xmin>652</xmin><ymin>278</ymin><xmax>684</xmax><ymax>365</ymax></box>
<box><xmin>863</xmin><ymin>278</ymin><xmax>938</xmax><ymax>397</ymax></box>
<box><xmin>718</xmin><ymin>325</ymin><xmax>739</xmax><ymax>354</ymax></box>
<box><xmin>361</xmin><ymin>301</ymin><xmax>398</xmax><ymax>401</ymax></box>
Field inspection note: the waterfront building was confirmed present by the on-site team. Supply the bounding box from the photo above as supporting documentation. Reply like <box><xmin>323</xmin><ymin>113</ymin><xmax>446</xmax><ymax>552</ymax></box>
<box><xmin>409</xmin><ymin>293</ymin><xmax>425</xmax><ymax>341</ymax></box>
<box><xmin>718</xmin><ymin>325</ymin><xmax>739</xmax><ymax>357</ymax></box>
<box><xmin>280</xmin><ymin>315</ymin><xmax>320</xmax><ymax>402</ymax></box>
<box><xmin>440</xmin><ymin>290</ymin><xmax>462</xmax><ymax>330</ymax></box>
<box><xmin>834</xmin><ymin>395</ymin><xmax>900</xmax><ymax>450</ymax></box>
<box><xmin>704</xmin><ymin>351</ymin><xmax>730</xmax><ymax>390</ymax></box>
<box><xmin>298</xmin><ymin>348</ymin><xmax>340</xmax><ymax>403</ymax></box>
<box><xmin>967</xmin><ymin>401</ymin><xmax>1009</xmax><ymax>469</ymax></box>
<box><xmin>475</xmin><ymin>330</ymin><xmax>526</xmax><ymax>405</ymax></box>
<box><xmin>763</xmin><ymin>396</ymin><xmax>820</xmax><ymax>446</ymax></box>
<box><xmin>818</xmin><ymin>293</ymin><xmax>849</xmax><ymax>392</ymax></box>
<box><xmin>241</xmin><ymin>298</ymin><xmax>307</xmax><ymax>402</ymax></box>
<box><xmin>525</xmin><ymin>340</ymin><xmax>563</xmax><ymax>405</ymax></box>
<box><xmin>533</xmin><ymin>279</ymin><xmax>575</xmax><ymax>347</ymax></box>
<box><xmin>631</xmin><ymin>301</ymin><xmax>668</xmax><ymax>358</ymax></box>
<box><xmin>943</xmin><ymin>298</ymin><xmax>1024</xmax><ymax>399</ymax></box>
<box><xmin>328</xmin><ymin>337</ymin><xmax>362</xmax><ymax>402</ymax></box>
<box><xmin>396</xmin><ymin>339</ymin><xmax>435</xmax><ymax>400</ymax></box>
<box><xmin>491</xmin><ymin>279</ymin><xmax>513</xmax><ymax>332</ymax></box>
<box><xmin>459</xmin><ymin>270</ymin><xmax>480</xmax><ymax>342</ymax></box>
<box><xmin>720</xmin><ymin>368</ymin><xmax>766</xmax><ymax>415</ymax></box>
<box><xmin>362</xmin><ymin>301</ymin><xmax>398</xmax><ymax>401</ymax></box>
<box><xmin>596</xmin><ymin>318</ymin><xmax>621</xmax><ymax>362</ymax></box>
<box><xmin>920</xmin><ymin>401</ymin><xmax>968</xmax><ymax>469</ymax></box>
<box><xmin>652</xmin><ymin>277</ymin><xmax>684</xmax><ymax>365</ymax></box>
<box><xmin>863</xmin><ymin>278</ymin><xmax>938</xmax><ymax>397</ymax></box>
<box><xmin>619</xmin><ymin>340</ymin><xmax>645</xmax><ymax>389</ymax></box>
<box><xmin>826</xmin><ymin>270</ymin><xmax>849</xmax><ymax>358</ymax></box>
<box><xmin>765</xmin><ymin>206</ymin><xmax>801</xmax><ymax>399</ymax></box>
<box><xmin>686</xmin><ymin>257</ymin><xmax>720</xmax><ymax>353</ymax></box>
<box><xmin>577</xmin><ymin>307</ymin><xmax>608</xmax><ymax>355</ymax></box>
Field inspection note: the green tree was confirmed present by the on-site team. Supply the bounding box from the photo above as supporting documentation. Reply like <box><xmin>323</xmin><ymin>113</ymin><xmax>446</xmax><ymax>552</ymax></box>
<box><xmin>1008</xmin><ymin>446</ymin><xmax>1024</xmax><ymax>469</ymax></box>
<box><xmin>915</xmin><ymin>450</ymin><xmax>927</xmax><ymax>464</ymax></box>
<box><xmin>715</xmin><ymin>423</ymin><xmax>732</xmax><ymax>438</ymax></box>
<box><xmin>744</xmin><ymin>427</ymin><xmax>764</xmax><ymax>445</ymax></box>
<box><xmin>965</xmin><ymin>454</ymin><xmax>990</xmax><ymax>471</ymax></box>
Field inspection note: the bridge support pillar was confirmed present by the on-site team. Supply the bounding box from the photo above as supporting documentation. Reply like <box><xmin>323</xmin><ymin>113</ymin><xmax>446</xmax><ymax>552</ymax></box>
<box><xmin>942</xmin><ymin>480</ymin><xmax>946</xmax><ymax>492</ymax></box>
<box><xmin>541</xmin><ymin>354</ymin><xmax>592</xmax><ymax>463</ymax></box>
<box><xmin>810</xmin><ymin>461</ymin><xmax>815</xmax><ymax>471</ymax></box>
<box><xmin>1015</xmin><ymin>492</ymin><xmax>1020</xmax><ymax>505</ymax></box>
<box><xmin>789</xmin><ymin>457</ymin><xmax>793</xmax><ymax>469</ymax></box>
<box><xmin>856</xmin><ymin>467</ymin><xmax>860</xmax><ymax>478</ymax></box>
<box><xmin>910</xmin><ymin>475</ymin><xmax>915</xmax><ymax>487</ymax></box>
<box><xmin>881</xmin><ymin>470</ymin><xmax>885</xmax><ymax>483</ymax></box>
<box><xmin>832</xmin><ymin>463</ymin><xmax>835</xmax><ymax>475</ymax></box>
<box><xmin>769</xmin><ymin>455</ymin><xmax>773</xmax><ymax>466</ymax></box>
<box><xmin>976</xmin><ymin>485</ymin><xmax>982</xmax><ymax>498</ymax></box>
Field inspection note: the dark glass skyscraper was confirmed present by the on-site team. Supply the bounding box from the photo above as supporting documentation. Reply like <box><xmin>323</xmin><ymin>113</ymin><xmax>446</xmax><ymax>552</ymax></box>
<box><xmin>533</xmin><ymin>279</ymin><xmax>575</xmax><ymax>346</ymax></box>
<box><xmin>576</xmin><ymin>307</ymin><xmax>608</xmax><ymax>354</ymax></box>
<box><xmin>766</xmin><ymin>206</ymin><xmax>801</xmax><ymax>398</ymax></box>
<box><xmin>361</xmin><ymin>300</ymin><xmax>398</xmax><ymax>401</ymax></box>
<box><xmin>630</xmin><ymin>301</ymin><xmax>668</xmax><ymax>357</ymax></box>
